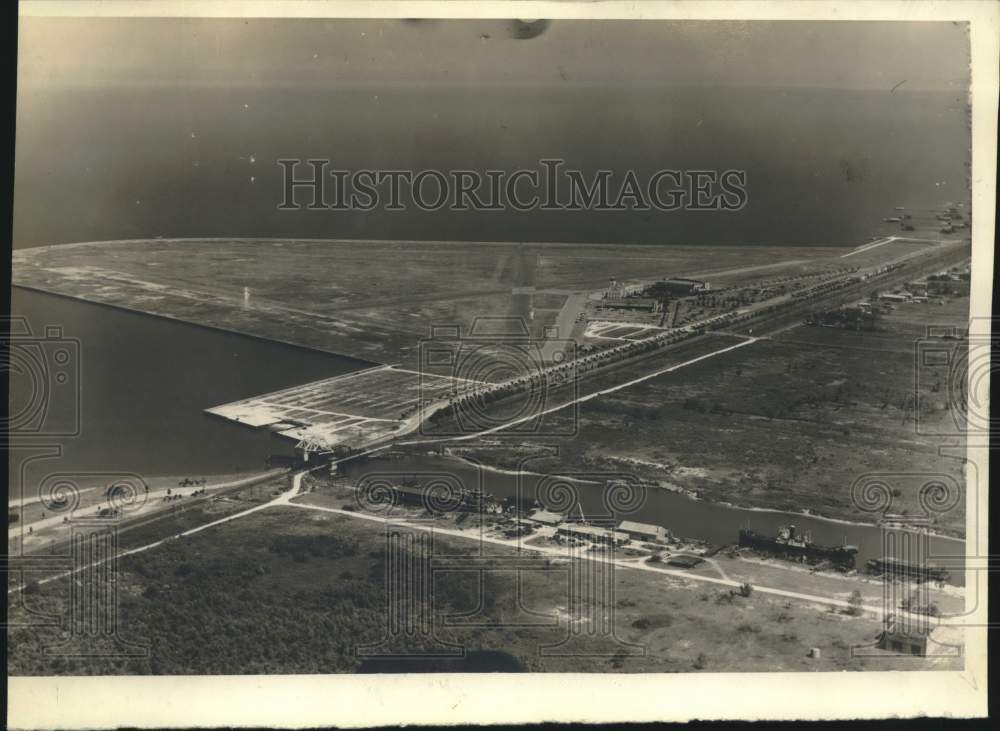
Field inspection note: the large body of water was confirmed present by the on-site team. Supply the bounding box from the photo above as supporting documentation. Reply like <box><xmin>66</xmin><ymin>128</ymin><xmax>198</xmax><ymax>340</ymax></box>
<box><xmin>14</xmin><ymin>86</ymin><xmax>968</xmax><ymax>250</ymax></box>
<box><xmin>7</xmin><ymin>288</ymin><xmax>366</xmax><ymax>483</ymax></box>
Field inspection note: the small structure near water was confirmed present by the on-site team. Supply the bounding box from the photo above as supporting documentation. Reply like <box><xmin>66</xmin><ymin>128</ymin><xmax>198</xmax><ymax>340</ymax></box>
<box><xmin>666</xmin><ymin>554</ymin><xmax>704</xmax><ymax>569</ymax></box>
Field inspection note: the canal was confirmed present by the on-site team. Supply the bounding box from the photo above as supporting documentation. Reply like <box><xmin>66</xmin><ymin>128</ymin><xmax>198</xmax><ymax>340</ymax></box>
<box><xmin>343</xmin><ymin>453</ymin><xmax>966</xmax><ymax>585</ymax></box>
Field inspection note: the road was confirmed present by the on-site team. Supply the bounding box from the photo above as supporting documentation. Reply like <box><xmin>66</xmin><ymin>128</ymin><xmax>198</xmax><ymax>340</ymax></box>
<box><xmin>8</xmin><ymin>469</ymin><xmax>287</xmax><ymax>544</ymax></box>
<box><xmin>6</xmin><ymin>447</ymin><xmax>389</xmax><ymax>594</ymax></box>
<box><xmin>724</xmin><ymin>240</ymin><xmax>969</xmax><ymax>339</ymax></box>
<box><xmin>410</xmin><ymin>237</ymin><xmax>967</xmax><ymax>450</ymax></box>
<box><xmin>9</xmin><ymin>486</ymin><xmax>99</xmax><ymax>510</ymax></box>
<box><xmin>6</xmin><ymin>335</ymin><xmax>765</xmax><ymax>593</ymax></box>
<box><xmin>280</xmin><ymin>497</ymin><xmax>928</xmax><ymax>622</ymax></box>
<box><xmin>7</xmin><ymin>469</ymin><xmax>306</xmax><ymax>594</ymax></box>
<box><xmin>324</xmin><ymin>232</ymin><xmax>963</xmax><ymax>452</ymax></box>
<box><xmin>400</xmin><ymin>336</ymin><xmax>759</xmax><ymax>446</ymax></box>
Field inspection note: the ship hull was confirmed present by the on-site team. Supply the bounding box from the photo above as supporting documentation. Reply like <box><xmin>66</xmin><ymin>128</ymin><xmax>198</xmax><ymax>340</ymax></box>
<box><xmin>739</xmin><ymin>529</ymin><xmax>857</xmax><ymax>569</ymax></box>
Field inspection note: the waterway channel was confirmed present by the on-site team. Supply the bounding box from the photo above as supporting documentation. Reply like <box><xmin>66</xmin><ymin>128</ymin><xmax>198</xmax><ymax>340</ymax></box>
<box><xmin>341</xmin><ymin>454</ymin><xmax>966</xmax><ymax>585</ymax></box>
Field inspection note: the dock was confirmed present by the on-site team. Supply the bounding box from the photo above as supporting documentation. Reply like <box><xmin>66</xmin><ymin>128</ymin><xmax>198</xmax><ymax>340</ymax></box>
<box><xmin>205</xmin><ymin>365</ymin><xmax>469</xmax><ymax>453</ymax></box>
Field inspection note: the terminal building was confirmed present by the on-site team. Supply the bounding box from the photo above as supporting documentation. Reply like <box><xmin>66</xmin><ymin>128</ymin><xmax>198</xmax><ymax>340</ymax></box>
<box><xmin>658</xmin><ymin>277</ymin><xmax>708</xmax><ymax>296</ymax></box>
<box><xmin>601</xmin><ymin>297</ymin><xmax>663</xmax><ymax>313</ymax></box>
<box><xmin>556</xmin><ymin>524</ymin><xmax>630</xmax><ymax>546</ymax></box>
<box><xmin>926</xmin><ymin>274</ymin><xmax>971</xmax><ymax>296</ymax></box>
<box><xmin>617</xmin><ymin>520</ymin><xmax>671</xmax><ymax>543</ymax></box>
<box><xmin>604</xmin><ymin>278</ymin><xmax>645</xmax><ymax>302</ymax></box>
<box><xmin>528</xmin><ymin>509</ymin><xmax>565</xmax><ymax>526</ymax></box>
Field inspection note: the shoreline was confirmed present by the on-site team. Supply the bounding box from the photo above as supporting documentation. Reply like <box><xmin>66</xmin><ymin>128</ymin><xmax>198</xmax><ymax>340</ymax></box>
<box><xmin>8</xmin><ymin>469</ymin><xmax>278</xmax><ymax>510</ymax></box>
<box><xmin>11</xmin><ymin>283</ymin><xmax>382</xmax><ymax>368</ymax></box>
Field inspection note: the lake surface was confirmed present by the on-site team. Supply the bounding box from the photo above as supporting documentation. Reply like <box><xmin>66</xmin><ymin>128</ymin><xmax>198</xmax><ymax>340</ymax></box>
<box><xmin>7</xmin><ymin>288</ymin><xmax>367</xmax><ymax>483</ymax></box>
<box><xmin>14</xmin><ymin>86</ymin><xmax>968</xmax><ymax>250</ymax></box>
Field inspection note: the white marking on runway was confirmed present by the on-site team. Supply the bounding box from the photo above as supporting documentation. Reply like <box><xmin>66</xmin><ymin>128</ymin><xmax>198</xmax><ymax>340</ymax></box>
<box><xmin>255</xmin><ymin>400</ymin><xmax>398</xmax><ymax>423</ymax></box>
<box><xmin>389</xmin><ymin>367</ymin><xmax>487</xmax><ymax>385</ymax></box>
<box><xmin>841</xmin><ymin>236</ymin><xmax>898</xmax><ymax>258</ymax></box>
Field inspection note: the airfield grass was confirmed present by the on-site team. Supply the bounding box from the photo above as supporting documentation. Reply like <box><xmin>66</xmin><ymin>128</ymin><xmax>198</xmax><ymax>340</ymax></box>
<box><xmin>13</xmin><ymin>239</ymin><xmax>846</xmax><ymax>364</ymax></box>
<box><xmin>6</xmin><ymin>505</ymin><xmax>957</xmax><ymax>675</ymax></box>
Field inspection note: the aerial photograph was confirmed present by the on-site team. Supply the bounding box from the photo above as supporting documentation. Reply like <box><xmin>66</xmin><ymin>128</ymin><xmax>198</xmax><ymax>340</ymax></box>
<box><xmin>5</xmin><ymin>9</ymin><xmax>988</xmax><ymax>707</ymax></box>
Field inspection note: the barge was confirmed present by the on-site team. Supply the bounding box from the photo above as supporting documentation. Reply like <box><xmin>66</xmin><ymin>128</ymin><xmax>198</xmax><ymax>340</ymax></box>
<box><xmin>865</xmin><ymin>556</ymin><xmax>951</xmax><ymax>583</ymax></box>
<box><xmin>738</xmin><ymin>524</ymin><xmax>859</xmax><ymax>569</ymax></box>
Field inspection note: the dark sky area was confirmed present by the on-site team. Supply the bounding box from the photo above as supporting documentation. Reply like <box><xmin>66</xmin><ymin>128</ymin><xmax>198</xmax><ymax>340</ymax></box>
<box><xmin>14</xmin><ymin>18</ymin><xmax>971</xmax><ymax>247</ymax></box>
<box><xmin>19</xmin><ymin>18</ymin><xmax>970</xmax><ymax>91</ymax></box>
